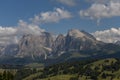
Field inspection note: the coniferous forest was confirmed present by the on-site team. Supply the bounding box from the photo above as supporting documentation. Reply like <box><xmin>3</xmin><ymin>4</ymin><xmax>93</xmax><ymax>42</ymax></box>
<box><xmin>0</xmin><ymin>58</ymin><xmax>120</xmax><ymax>80</ymax></box>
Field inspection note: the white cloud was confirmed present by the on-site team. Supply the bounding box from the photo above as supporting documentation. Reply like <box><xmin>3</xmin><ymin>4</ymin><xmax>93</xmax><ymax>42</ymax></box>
<box><xmin>0</xmin><ymin>8</ymin><xmax>71</xmax><ymax>45</ymax></box>
<box><xmin>0</xmin><ymin>20</ymin><xmax>45</xmax><ymax>45</ymax></box>
<box><xmin>0</xmin><ymin>26</ymin><xmax>16</xmax><ymax>37</ymax></box>
<box><xmin>56</xmin><ymin>0</ymin><xmax>77</xmax><ymax>6</ymax></box>
<box><xmin>0</xmin><ymin>26</ymin><xmax>17</xmax><ymax>45</ymax></box>
<box><xmin>80</xmin><ymin>0</ymin><xmax>120</xmax><ymax>24</ymax></box>
<box><xmin>17</xmin><ymin>20</ymin><xmax>44</xmax><ymax>35</ymax></box>
<box><xmin>16</xmin><ymin>20</ymin><xmax>45</xmax><ymax>44</ymax></box>
<box><xmin>31</xmin><ymin>8</ymin><xmax>72</xmax><ymax>24</ymax></box>
<box><xmin>92</xmin><ymin>28</ymin><xmax>120</xmax><ymax>43</ymax></box>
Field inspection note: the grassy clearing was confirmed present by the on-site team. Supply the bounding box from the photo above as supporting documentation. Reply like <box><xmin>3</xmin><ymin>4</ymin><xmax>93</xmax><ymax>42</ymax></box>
<box><xmin>37</xmin><ymin>75</ymin><xmax>76</xmax><ymax>80</ymax></box>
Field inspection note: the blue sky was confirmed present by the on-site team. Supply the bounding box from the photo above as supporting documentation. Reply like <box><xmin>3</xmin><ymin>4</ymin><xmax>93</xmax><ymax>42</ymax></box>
<box><xmin>0</xmin><ymin>0</ymin><xmax>120</xmax><ymax>34</ymax></box>
<box><xmin>0</xmin><ymin>0</ymin><xmax>120</xmax><ymax>44</ymax></box>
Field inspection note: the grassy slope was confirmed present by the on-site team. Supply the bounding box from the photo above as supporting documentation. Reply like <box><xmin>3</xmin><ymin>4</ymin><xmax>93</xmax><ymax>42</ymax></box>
<box><xmin>20</xmin><ymin>58</ymin><xmax>120</xmax><ymax>80</ymax></box>
<box><xmin>24</xmin><ymin>63</ymin><xmax>44</xmax><ymax>69</ymax></box>
<box><xmin>0</xmin><ymin>69</ymin><xmax>17</xmax><ymax>75</ymax></box>
<box><xmin>23</xmin><ymin>72</ymin><xmax>42</xmax><ymax>80</ymax></box>
<box><xmin>37</xmin><ymin>75</ymin><xmax>76</xmax><ymax>80</ymax></box>
<box><xmin>79</xmin><ymin>58</ymin><xmax>120</xmax><ymax>80</ymax></box>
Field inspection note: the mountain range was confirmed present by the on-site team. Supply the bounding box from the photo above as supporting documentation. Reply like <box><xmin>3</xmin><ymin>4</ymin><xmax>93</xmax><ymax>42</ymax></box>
<box><xmin>0</xmin><ymin>29</ymin><xmax>120</xmax><ymax>65</ymax></box>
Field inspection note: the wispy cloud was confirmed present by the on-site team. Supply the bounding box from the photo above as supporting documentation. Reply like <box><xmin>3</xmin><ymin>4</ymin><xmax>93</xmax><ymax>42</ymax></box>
<box><xmin>80</xmin><ymin>0</ymin><xmax>120</xmax><ymax>24</ymax></box>
<box><xmin>55</xmin><ymin>0</ymin><xmax>77</xmax><ymax>6</ymax></box>
<box><xmin>92</xmin><ymin>28</ymin><xmax>120</xmax><ymax>43</ymax></box>
<box><xmin>31</xmin><ymin>8</ymin><xmax>72</xmax><ymax>24</ymax></box>
<box><xmin>17</xmin><ymin>20</ymin><xmax>45</xmax><ymax>35</ymax></box>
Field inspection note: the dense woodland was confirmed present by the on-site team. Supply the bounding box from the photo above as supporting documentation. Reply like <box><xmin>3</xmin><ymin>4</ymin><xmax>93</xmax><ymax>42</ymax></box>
<box><xmin>0</xmin><ymin>58</ymin><xmax>120</xmax><ymax>80</ymax></box>
<box><xmin>39</xmin><ymin>58</ymin><xmax>120</xmax><ymax>80</ymax></box>
<box><xmin>0</xmin><ymin>71</ymin><xmax>14</xmax><ymax>80</ymax></box>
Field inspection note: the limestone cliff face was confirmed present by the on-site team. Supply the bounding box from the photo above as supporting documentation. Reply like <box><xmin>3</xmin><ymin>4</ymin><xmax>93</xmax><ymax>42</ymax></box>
<box><xmin>0</xmin><ymin>29</ymin><xmax>119</xmax><ymax>62</ymax></box>
<box><xmin>51</xmin><ymin>29</ymin><xmax>100</xmax><ymax>56</ymax></box>
<box><xmin>16</xmin><ymin>32</ymin><xmax>53</xmax><ymax>59</ymax></box>
<box><xmin>65</xmin><ymin>29</ymin><xmax>98</xmax><ymax>50</ymax></box>
<box><xmin>52</xmin><ymin>34</ymin><xmax>66</xmax><ymax>55</ymax></box>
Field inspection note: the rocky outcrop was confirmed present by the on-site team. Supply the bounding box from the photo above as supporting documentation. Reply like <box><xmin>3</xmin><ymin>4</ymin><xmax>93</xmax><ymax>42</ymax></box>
<box><xmin>65</xmin><ymin>29</ymin><xmax>98</xmax><ymax>50</ymax></box>
<box><xmin>51</xmin><ymin>29</ymin><xmax>101</xmax><ymax>55</ymax></box>
<box><xmin>16</xmin><ymin>32</ymin><xmax>54</xmax><ymax>59</ymax></box>
<box><xmin>52</xmin><ymin>34</ymin><xmax>66</xmax><ymax>55</ymax></box>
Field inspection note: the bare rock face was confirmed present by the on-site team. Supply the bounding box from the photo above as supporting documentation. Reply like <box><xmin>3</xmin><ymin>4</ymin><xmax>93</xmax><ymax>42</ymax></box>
<box><xmin>16</xmin><ymin>32</ymin><xmax>54</xmax><ymax>59</ymax></box>
<box><xmin>0</xmin><ymin>29</ymin><xmax>120</xmax><ymax>65</ymax></box>
<box><xmin>65</xmin><ymin>29</ymin><xmax>98</xmax><ymax>50</ymax></box>
<box><xmin>2</xmin><ymin>44</ymin><xmax>19</xmax><ymax>56</ymax></box>
<box><xmin>1</xmin><ymin>28</ymin><xmax>120</xmax><ymax>66</ymax></box>
<box><xmin>17</xmin><ymin>29</ymin><xmax>98</xmax><ymax>58</ymax></box>
<box><xmin>0</xmin><ymin>44</ymin><xmax>19</xmax><ymax>57</ymax></box>
<box><xmin>51</xmin><ymin>29</ymin><xmax>100</xmax><ymax>55</ymax></box>
<box><xmin>52</xmin><ymin>34</ymin><xmax>66</xmax><ymax>55</ymax></box>
<box><xmin>0</xmin><ymin>45</ymin><xmax>6</xmax><ymax>55</ymax></box>
<box><xmin>68</xmin><ymin>29</ymin><xmax>85</xmax><ymax>38</ymax></box>
<box><xmin>115</xmin><ymin>41</ymin><xmax>120</xmax><ymax>46</ymax></box>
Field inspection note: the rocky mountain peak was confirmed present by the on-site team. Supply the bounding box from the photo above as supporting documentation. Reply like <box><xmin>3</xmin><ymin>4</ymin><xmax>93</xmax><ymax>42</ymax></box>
<box><xmin>56</xmin><ymin>34</ymin><xmax>65</xmax><ymax>40</ymax></box>
<box><xmin>16</xmin><ymin>32</ymin><xmax>54</xmax><ymax>59</ymax></box>
<box><xmin>0</xmin><ymin>28</ymin><xmax>120</xmax><ymax>65</ymax></box>
<box><xmin>68</xmin><ymin>29</ymin><xmax>85</xmax><ymax>38</ymax></box>
<box><xmin>52</xmin><ymin>34</ymin><xmax>65</xmax><ymax>54</ymax></box>
<box><xmin>51</xmin><ymin>29</ymin><xmax>100</xmax><ymax>56</ymax></box>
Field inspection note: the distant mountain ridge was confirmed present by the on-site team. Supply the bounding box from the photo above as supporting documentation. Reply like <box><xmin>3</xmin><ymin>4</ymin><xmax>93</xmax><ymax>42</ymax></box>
<box><xmin>0</xmin><ymin>29</ymin><xmax>120</xmax><ymax>65</ymax></box>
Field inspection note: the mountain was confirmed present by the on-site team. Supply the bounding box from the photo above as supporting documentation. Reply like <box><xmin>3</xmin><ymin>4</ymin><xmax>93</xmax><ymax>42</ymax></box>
<box><xmin>50</xmin><ymin>29</ymin><xmax>120</xmax><ymax>64</ymax></box>
<box><xmin>115</xmin><ymin>41</ymin><xmax>120</xmax><ymax>46</ymax></box>
<box><xmin>0</xmin><ymin>44</ymin><xmax>19</xmax><ymax>59</ymax></box>
<box><xmin>0</xmin><ymin>29</ymin><xmax>120</xmax><ymax>65</ymax></box>
<box><xmin>64</xmin><ymin>29</ymin><xmax>99</xmax><ymax>51</ymax></box>
<box><xmin>1</xmin><ymin>44</ymin><xmax>19</xmax><ymax>56</ymax></box>
<box><xmin>16</xmin><ymin>29</ymin><xmax>105</xmax><ymax>59</ymax></box>
<box><xmin>16</xmin><ymin>32</ymin><xmax>53</xmax><ymax>59</ymax></box>
<box><xmin>51</xmin><ymin>29</ymin><xmax>105</xmax><ymax>58</ymax></box>
<box><xmin>52</xmin><ymin>34</ymin><xmax>66</xmax><ymax>56</ymax></box>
